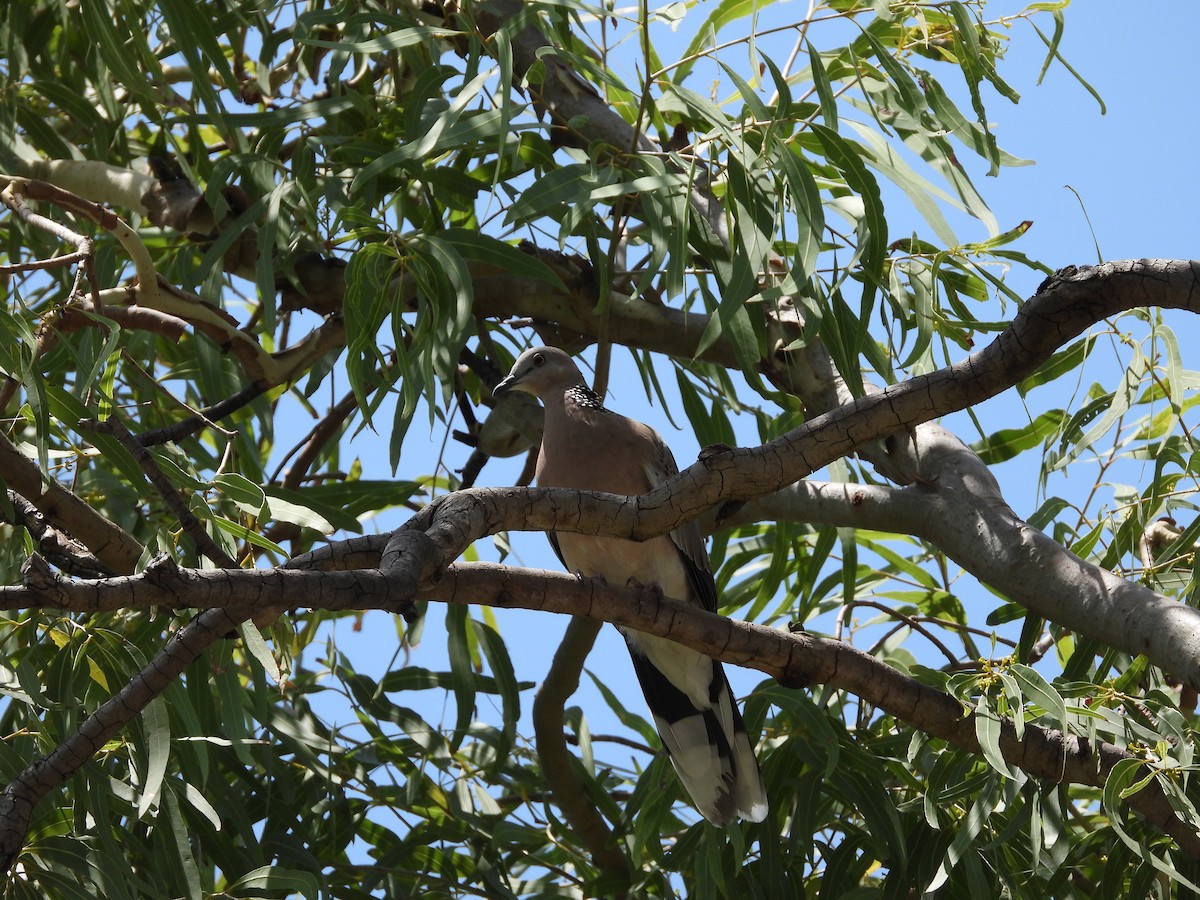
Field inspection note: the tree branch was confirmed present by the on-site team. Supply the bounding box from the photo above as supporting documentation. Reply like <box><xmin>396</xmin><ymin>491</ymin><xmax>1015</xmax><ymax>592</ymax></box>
<box><xmin>347</xmin><ymin>261</ymin><xmax>1200</xmax><ymax>688</ymax></box>
<box><xmin>1</xmin><ymin>177</ymin><xmax>346</xmax><ymax>394</ymax></box>
<box><xmin>78</xmin><ymin>417</ymin><xmax>238</xmax><ymax>568</ymax></box>
<box><xmin>0</xmin><ymin>603</ymin><xmax>246</xmax><ymax>869</ymax></box>
<box><xmin>532</xmin><ymin>617</ymin><xmax>630</xmax><ymax>877</ymax></box>
<box><xmin>472</xmin><ymin>0</ymin><xmax>728</xmax><ymax>247</ymax></box>
<box><xmin>728</xmin><ymin>425</ymin><xmax>1200</xmax><ymax>689</ymax></box>
<box><xmin>135</xmin><ymin>383</ymin><xmax>267</xmax><ymax>448</ymax></box>
<box><xmin>0</xmin><ymin>491</ymin><xmax>111</xmax><ymax>579</ymax></box>
<box><xmin>0</xmin><ymin>429</ymin><xmax>144</xmax><ymax>575</ymax></box>
<box><xmin>2</xmin><ymin>557</ymin><xmax>1196</xmax><ymax>858</ymax></box>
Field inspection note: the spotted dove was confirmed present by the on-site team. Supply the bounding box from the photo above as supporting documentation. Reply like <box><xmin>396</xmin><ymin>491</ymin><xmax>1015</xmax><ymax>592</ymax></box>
<box><xmin>494</xmin><ymin>346</ymin><xmax>768</xmax><ymax>825</ymax></box>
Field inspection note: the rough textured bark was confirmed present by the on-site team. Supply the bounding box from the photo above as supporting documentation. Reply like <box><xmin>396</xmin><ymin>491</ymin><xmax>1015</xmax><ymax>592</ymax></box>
<box><xmin>4</xmin><ymin>557</ymin><xmax>1197</xmax><ymax>858</ymax></box>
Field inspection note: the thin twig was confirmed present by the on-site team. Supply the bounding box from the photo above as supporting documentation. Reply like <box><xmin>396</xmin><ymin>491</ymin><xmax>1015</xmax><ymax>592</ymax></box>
<box><xmin>565</xmin><ymin>731</ymin><xmax>656</xmax><ymax>756</ymax></box>
<box><xmin>0</xmin><ymin>247</ymin><xmax>91</xmax><ymax>275</ymax></box>
<box><xmin>275</xmin><ymin>389</ymin><xmax>360</xmax><ymax>488</ymax></box>
<box><xmin>77</xmin><ymin>417</ymin><xmax>237</xmax><ymax>568</ymax></box>
<box><xmin>135</xmin><ymin>383</ymin><xmax>265</xmax><ymax>447</ymax></box>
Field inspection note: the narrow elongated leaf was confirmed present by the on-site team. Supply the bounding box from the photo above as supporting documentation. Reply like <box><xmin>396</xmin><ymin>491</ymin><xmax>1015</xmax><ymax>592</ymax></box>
<box><xmin>445</xmin><ymin>605</ymin><xmax>476</xmax><ymax>749</ymax></box>
<box><xmin>302</xmin><ymin>25</ymin><xmax>461</xmax><ymax>53</ymax></box>
<box><xmin>470</xmin><ymin>618</ymin><xmax>521</xmax><ymax>764</ymax></box>
<box><xmin>136</xmin><ymin>696</ymin><xmax>170</xmax><ymax>819</ymax></box>
<box><xmin>675</xmin><ymin>0</ymin><xmax>765</xmax><ymax>83</ymax></box>
<box><xmin>263</xmin><ymin>493</ymin><xmax>335</xmax><ymax>533</ymax></box>
<box><xmin>973</xmin><ymin>410</ymin><xmax>1067</xmax><ymax>464</ymax></box>
<box><xmin>160</xmin><ymin>787</ymin><xmax>203</xmax><ymax>900</ymax></box>
<box><xmin>1103</xmin><ymin>758</ymin><xmax>1200</xmax><ymax>893</ymax></box>
<box><xmin>806</xmin><ymin>41</ymin><xmax>838</xmax><ymax>130</ymax></box>
<box><xmin>1010</xmin><ymin>664</ymin><xmax>1068</xmax><ymax>726</ymax></box>
<box><xmin>1018</xmin><ymin>336</ymin><xmax>1096</xmax><ymax>396</ymax></box>
<box><xmin>213</xmin><ymin>473</ymin><xmax>267</xmax><ymax>516</ymax></box>
<box><xmin>974</xmin><ymin>699</ymin><xmax>1018</xmax><ymax>779</ymax></box>
<box><xmin>226</xmin><ymin>865</ymin><xmax>320</xmax><ymax>900</ymax></box>
<box><xmin>773</xmin><ymin>142</ymin><xmax>824</xmax><ymax>279</ymax></box>
<box><xmin>507</xmin><ymin>163</ymin><xmax>615</xmax><ymax>226</ymax></box>
<box><xmin>435</xmin><ymin>229</ymin><xmax>566</xmax><ymax>290</ymax></box>
<box><xmin>927</xmin><ymin>773</ymin><xmax>1000</xmax><ymax>891</ymax></box>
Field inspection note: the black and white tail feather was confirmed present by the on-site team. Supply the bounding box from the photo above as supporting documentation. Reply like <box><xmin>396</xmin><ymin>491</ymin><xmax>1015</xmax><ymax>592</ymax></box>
<box><xmin>626</xmin><ymin>636</ymin><xmax>768</xmax><ymax>824</ymax></box>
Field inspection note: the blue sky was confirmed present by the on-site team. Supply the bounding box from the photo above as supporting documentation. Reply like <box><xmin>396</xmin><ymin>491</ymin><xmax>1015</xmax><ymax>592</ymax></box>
<box><xmin>307</xmin><ymin>0</ymin><xmax>1200</xmax><ymax>827</ymax></box>
<box><xmin>967</xmin><ymin>2</ymin><xmax>1199</xmax><ymax>269</ymax></box>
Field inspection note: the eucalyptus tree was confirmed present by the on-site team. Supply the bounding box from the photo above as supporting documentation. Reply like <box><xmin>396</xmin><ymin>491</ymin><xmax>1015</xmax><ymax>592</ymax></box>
<box><xmin>1</xmin><ymin>1</ymin><xmax>1198</xmax><ymax>897</ymax></box>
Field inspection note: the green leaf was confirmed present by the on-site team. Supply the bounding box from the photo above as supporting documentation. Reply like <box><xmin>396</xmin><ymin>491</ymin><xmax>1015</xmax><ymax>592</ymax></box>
<box><xmin>927</xmin><ymin>773</ymin><xmax>1000</xmax><ymax>892</ymax></box>
<box><xmin>225</xmin><ymin>865</ymin><xmax>320</xmax><ymax>900</ymax></box>
<box><xmin>79</xmin><ymin>2</ymin><xmax>163</xmax><ymax>118</ymax></box>
<box><xmin>1018</xmin><ymin>336</ymin><xmax>1096</xmax><ymax>396</ymax></box>
<box><xmin>1028</xmin><ymin>496</ymin><xmax>1071</xmax><ymax>531</ymax></box>
<box><xmin>160</xmin><ymin>787</ymin><xmax>203</xmax><ymax>900</ymax></box>
<box><xmin>1030</xmin><ymin>15</ymin><xmax>1105</xmax><ymax>113</ymax></box>
<box><xmin>210</xmin><ymin>517</ymin><xmax>288</xmax><ymax>556</ymax></box>
<box><xmin>264</xmin><ymin>485</ymin><xmax>362</xmax><ymax>533</ymax></box>
<box><xmin>974</xmin><ymin>699</ymin><xmax>1017</xmax><ymax>779</ymax></box>
<box><xmin>240</xmin><ymin>621</ymin><xmax>282</xmax><ymax>683</ymax></box>
<box><xmin>212</xmin><ymin>473</ymin><xmax>267</xmax><ymax>517</ymax></box>
<box><xmin>470</xmin><ymin>618</ymin><xmax>521</xmax><ymax>765</ymax></box>
<box><xmin>435</xmin><ymin>229</ymin><xmax>566</xmax><ymax>291</ymax></box>
<box><xmin>806</xmin><ymin>41</ymin><xmax>837</xmax><ymax>130</ymax></box>
<box><xmin>507</xmin><ymin>162</ymin><xmax>615</xmax><ymax>227</ymax></box>
<box><xmin>157</xmin><ymin>0</ymin><xmax>244</xmax><ymax>152</ymax></box>
<box><xmin>301</xmin><ymin>25</ymin><xmax>462</xmax><ymax>53</ymax></box>
<box><xmin>1102</xmin><ymin>758</ymin><xmax>1200</xmax><ymax>893</ymax></box>
<box><xmin>355</xmin><ymin>69</ymin><xmax>503</xmax><ymax>183</ymax></box>
<box><xmin>136</xmin><ymin>696</ymin><xmax>170</xmax><ymax>820</ymax></box>
<box><xmin>920</xmin><ymin>70</ymin><xmax>1033</xmax><ymax>169</ymax></box>
<box><xmin>1111</xmin><ymin>654</ymin><xmax>1150</xmax><ymax>695</ymax></box>
<box><xmin>945</xmin><ymin>3</ymin><xmax>1003</xmax><ymax>175</ymax></box>
<box><xmin>169</xmin><ymin>96</ymin><xmax>361</xmax><ymax>131</ymax></box>
<box><xmin>847</xmin><ymin>123</ymin><xmax>961</xmax><ymax>247</ymax></box>
<box><xmin>774</xmin><ymin>146</ymin><xmax>824</xmax><ymax>282</ymax></box>
<box><xmin>263</xmin><ymin>492</ymin><xmax>335</xmax><ymax>534</ymax></box>
<box><xmin>1010</xmin><ymin>664</ymin><xmax>1067</xmax><ymax>726</ymax></box>
<box><xmin>675</xmin><ymin>0</ymin><xmax>765</xmax><ymax>83</ymax></box>
<box><xmin>445</xmin><ymin>605</ymin><xmax>476</xmax><ymax>750</ymax></box>
<box><xmin>343</xmin><ymin>242</ymin><xmax>398</xmax><ymax>424</ymax></box>
<box><xmin>811</xmin><ymin>123</ymin><xmax>887</xmax><ymax>389</ymax></box>
<box><xmin>973</xmin><ymin>410</ymin><xmax>1066</xmax><ymax>465</ymax></box>
<box><xmin>1051</xmin><ymin>351</ymin><xmax>1141</xmax><ymax>471</ymax></box>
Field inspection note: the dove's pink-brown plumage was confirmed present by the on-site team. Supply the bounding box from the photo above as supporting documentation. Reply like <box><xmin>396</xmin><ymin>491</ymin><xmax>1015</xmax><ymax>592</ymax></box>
<box><xmin>494</xmin><ymin>346</ymin><xmax>767</xmax><ymax>825</ymax></box>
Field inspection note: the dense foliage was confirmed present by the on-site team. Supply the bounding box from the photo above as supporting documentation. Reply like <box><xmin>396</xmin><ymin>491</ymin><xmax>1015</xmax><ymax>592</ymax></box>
<box><xmin>2</xmin><ymin>0</ymin><xmax>1200</xmax><ymax>897</ymax></box>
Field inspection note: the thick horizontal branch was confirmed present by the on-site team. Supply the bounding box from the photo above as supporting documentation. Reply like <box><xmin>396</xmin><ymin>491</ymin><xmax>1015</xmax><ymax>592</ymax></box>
<box><xmin>4</xmin><ymin>555</ymin><xmax>1195</xmax><ymax>856</ymax></box>
<box><xmin>652</xmin><ymin>261</ymin><xmax>1200</xmax><ymax>528</ymax></box>
<box><xmin>1</xmin><ymin>491</ymin><xmax>110</xmax><ymax>579</ymax></box>
<box><xmin>440</xmin><ymin>258</ymin><xmax>730</xmax><ymax>366</ymax></box>
<box><xmin>727</xmin><ymin>426</ymin><xmax>1200</xmax><ymax>688</ymax></box>
<box><xmin>413</xmin><ymin>564</ymin><xmax>1200</xmax><ymax>858</ymax></box>
<box><xmin>4</xmin><ymin>554</ymin><xmax>409</xmax><ymax>615</ymax></box>
<box><xmin>297</xmin><ymin>259</ymin><xmax>1200</xmax><ymax>694</ymax></box>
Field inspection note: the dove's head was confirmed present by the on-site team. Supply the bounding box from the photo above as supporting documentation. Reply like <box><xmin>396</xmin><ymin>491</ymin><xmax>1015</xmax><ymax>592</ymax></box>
<box><xmin>492</xmin><ymin>346</ymin><xmax>585</xmax><ymax>400</ymax></box>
